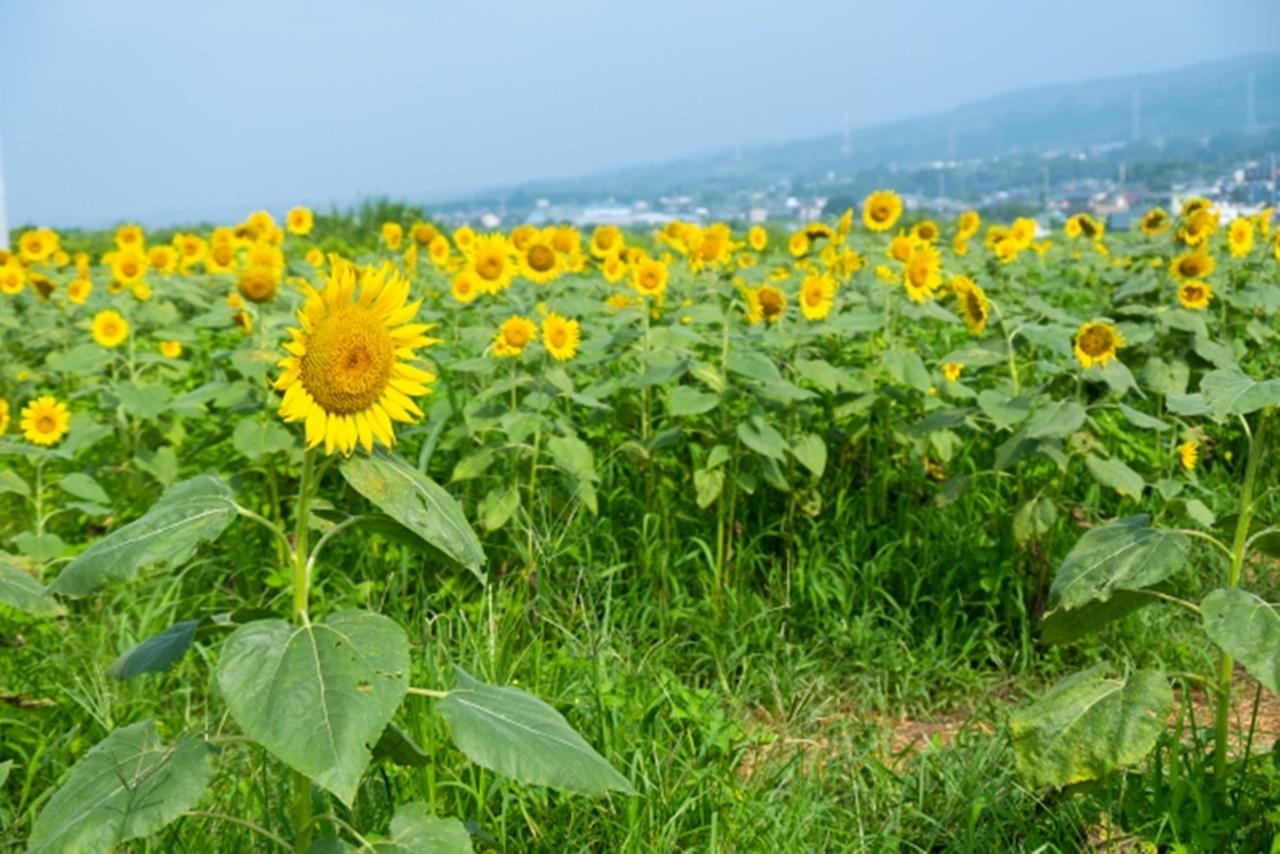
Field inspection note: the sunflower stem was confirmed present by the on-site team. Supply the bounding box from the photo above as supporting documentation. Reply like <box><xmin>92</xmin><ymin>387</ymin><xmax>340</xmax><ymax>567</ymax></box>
<box><xmin>1214</xmin><ymin>408</ymin><xmax>1269</xmax><ymax>788</ymax></box>
<box><xmin>290</xmin><ymin>446</ymin><xmax>318</xmax><ymax>853</ymax></box>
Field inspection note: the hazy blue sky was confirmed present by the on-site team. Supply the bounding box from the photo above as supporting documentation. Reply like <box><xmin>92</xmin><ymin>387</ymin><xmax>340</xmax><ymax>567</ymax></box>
<box><xmin>2</xmin><ymin>0</ymin><xmax>1277</xmax><ymax>227</ymax></box>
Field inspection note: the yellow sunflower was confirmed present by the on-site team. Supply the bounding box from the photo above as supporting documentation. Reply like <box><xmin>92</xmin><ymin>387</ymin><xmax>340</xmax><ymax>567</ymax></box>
<box><xmin>956</xmin><ymin>210</ymin><xmax>981</xmax><ymax>239</ymax></box>
<box><xmin>1169</xmin><ymin>250</ymin><xmax>1215</xmax><ymax>281</ymax></box>
<box><xmin>887</xmin><ymin>233</ymin><xmax>915</xmax><ymax>263</ymax></box>
<box><xmin>912</xmin><ymin>220</ymin><xmax>941</xmax><ymax>244</ymax></box>
<box><xmin>116</xmin><ymin>224</ymin><xmax>145</xmax><ymax>251</ymax></box>
<box><xmin>1139</xmin><ymin>208</ymin><xmax>1169</xmax><ymax>236</ymax></box>
<box><xmin>1227</xmin><ymin>218</ymin><xmax>1254</xmax><ymax>258</ymax></box>
<box><xmin>799</xmin><ymin>274</ymin><xmax>836</xmax><ymax>320</ymax></box>
<box><xmin>1176</xmin><ymin>280</ymin><xmax>1213</xmax><ymax>310</ymax></box>
<box><xmin>274</xmin><ymin>260</ymin><xmax>438</xmax><ymax>455</ymax></box>
<box><xmin>601</xmin><ymin>254</ymin><xmax>627</xmax><ymax>283</ymax></box>
<box><xmin>903</xmin><ymin>245</ymin><xmax>942</xmax><ymax>303</ymax></box>
<box><xmin>66</xmin><ymin>278</ymin><xmax>92</xmax><ymax>305</ymax></box>
<box><xmin>381</xmin><ymin>222</ymin><xmax>404</xmax><ymax>251</ymax></box>
<box><xmin>519</xmin><ymin>238</ymin><xmax>561</xmax><ymax>284</ymax></box>
<box><xmin>159</xmin><ymin>340</ymin><xmax>184</xmax><ymax>359</ymax></box>
<box><xmin>286</xmin><ymin>207</ymin><xmax>315</xmax><ymax>236</ymax></box>
<box><xmin>237</xmin><ymin>267</ymin><xmax>280</xmax><ymax>303</ymax></box>
<box><xmin>951</xmin><ymin>276</ymin><xmax>990</xmax><ymax>335</ymax></box>
<box><xmin>788</xmin><ymin>231</ymin><xmax>811</xmax><ymax>258</ymax></box>
<box><xmin>410</xmin><ymin>222</ymin><xmax>437</xmax><ymax>247</ymax></box>
<box><xmin>173</xmin><ymin>233</ymin><xmax>208</xmax><ymax>269</ymax></box>
<box><xmin>452</xmin><ymin>226</ymin><xmax>477</xmax><ymax>254</ymax></box>
<box><xmin>589</xmin><ymin>225</ymin><xmax>623</xmax><ymax>259</ymax></box>
<box><xmin>20</xmin><ymin>396</ymin><xmax>70</xmax><ymax>446</ymax></box>
<box><xmin>631</xmin><ymin>258</ymin><xmax>669</xmax><ymax>299</ymax></box>
<box><xmin>0</xmin><ymin>399</ymin><xmax>8</xmax><ymax>434</ymax></box>
<box><xmin>746</xmin><ymin>284</ymin><xmax>787</xmax><ymax>324</ymax></box>
<box><xmin>748</xmin><ymin>225</ymin><xmax>768</xmax><ymax>252</ymax></box>
<box><xmin>468</xmin><ymin>234</ymin><xmax>517</xmax><ymax>294</ymax></box>
<box><xmin>541</xmin><ymin>312</ymin><xmax>581</xmax><ymax>361</ymax></box>
<box><xmin>450</xmin><ymin>269</ymin><xmax>481</xmax><ymax>304</ymax></box>
<box><xmin>148</xmin><ymin>245</ymin><xmax>178</xmax><ymax>274</ymax></box>
<box><xmin>1179</xmin><ymin>440</ymin><xmax>1199</xmax><ymax>472</ymax></box>
<box><xmin>943</xmin><ymin>363</ymin><xmax>963</xmax><ymax>383</ymax></box>
<box><xmin>111</xmin><ymin>248</ymin><xmax>149</xmax><ymax>283</ymax></box>
<box><xmin>862</xmin><ymin>190</ymin><xmax>902</xmax><ymax>232</ymax></box>
<box><xmin>493</xmin><ymin>315</ymin><xmax>538</xmax><ymax>357</ymax></box>
<box><xmin>0</xmin><ymin>262</ymin><xmax>24</xmax><ymax>296</ymax></box>
<box><xmin>91</xmin><ymin>310</ymin><xmax>129</xmax><ymax>348</ymax></box>
<box><xmin>428</xmin><ymin>235</ymin><xmax>452</xmax><ymax>268</ymax></box>
<box><xmin>1073</xmin><ymin>321</ymin><xmax>1125</xmax><ymax>369</ymax></box>
<box><xmin>18</xmin><ymin>229</ymin><xmax>59</xmax><ymax>264</ymax></box>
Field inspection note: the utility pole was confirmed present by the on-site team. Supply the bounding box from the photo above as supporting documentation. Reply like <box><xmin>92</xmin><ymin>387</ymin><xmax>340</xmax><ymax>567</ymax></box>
<box><xmin>0</xmin><ymin>134</ymin><xmax>9</xmax><ymax>251</ymax></box>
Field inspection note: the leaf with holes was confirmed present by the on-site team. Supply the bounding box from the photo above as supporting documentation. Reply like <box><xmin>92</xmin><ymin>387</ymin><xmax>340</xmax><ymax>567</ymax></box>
<box><xmin>216</xmin><ymin>609</ymin><xmax>409</xmax><ymax>806</ymax></box>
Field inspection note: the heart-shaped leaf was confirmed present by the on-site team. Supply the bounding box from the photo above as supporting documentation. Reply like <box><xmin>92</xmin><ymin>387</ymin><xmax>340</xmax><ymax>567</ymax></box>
<box><xmin>1049</xmin><ymin>516</ymin><xmax>1187</xmax><ymax>611</ymax></box>
<box><xmin>1202</xmin><ymin>588</ymin><xmax>1280</xmax><ymax>692</ymax></box>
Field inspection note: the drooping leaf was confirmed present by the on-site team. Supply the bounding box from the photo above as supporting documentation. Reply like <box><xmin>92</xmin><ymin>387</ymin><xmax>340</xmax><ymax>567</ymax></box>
<box><xmin>341</xmin><ymin>453</ymin><xmax>485</xmax><ymax>581</ymax></box>
<box><xmin>1201</xmin><ymin>588</ymin><xmax>1280</xmax><ymax>692</ymax></box>
<box><xmin>27</xmin><ymin>720</ymin><xmax>213</xmax><ymax>853</ymax></box>
<box><xmin>1012</xmin><ymin>496</ymin><xmax>1056</xmax><ymax>546</ymax></box>
<box><xmin>977</xmin><ymin>390</ymin><xmax>1033</xmax><ymax>430</ymax></box>
<box><xmin>48</xmin><ymin>475</ymin><xmax>237</xmax><ymax>596</ymax></box>
<box><xmin>108</xmin><ymin>620</ymin><xmax>200</xmax><ymax>681</ymax></box>
<box><xmin>789</xmin><ymin>433</ymin><xmax>827</xmax><ymax>478</ymax></box>
<box><xmin>693</xmin><ymin>468</ymin><xmax>724</xmax><ymax>509</ymax></box>
<box><xmin>0</xmin><ymin>557</ymin><xmax>64</xmax><ymax>616</ymax></box>
<box><xmin>436</xmin><ymin>666</ymin><xmax>634</xmax><ymax>796</ymax></box>
<box><xmin>373</xmin><ymin>723</ymin><xmax>431</xmax><ymax>767</ymax></box>
<box><xmin>1085</xmin><ymin>455</ymin><xmax>1145</xmax><ymax>499</ymax></box>
<box><xmin>737</xmin><ymin>417</ymin><xmax>788</xmax><ymax>462</ymax></box>
<box><xmin>216</xmin><ymin>610</ymin><xmax>409</xmax><ymax>806</ymax></box>
<box><xmin>56</xmin><ymin>472</ymin><xmax>110</xmax><ymax>505</ymax></box>
<box><xmin>1040</xmin><ymin>589</ymin><xmax>1155</xmax><ymax>645</ymax></box>
<box><xmin>667</xmin><ymin>385</ymin><xmax>720</xmax><ymax>417</ymax></box>
<box><xmin>1024</xmin><ymin>399</ymin><xmax>1087</xmax><ymax>439</ymax></box>
<box><xmin>1048</xmin><ymin>516</ymin><xmax>1187</xmax><ymax>610</ymax></box>
<box><xmin>1009</xmin><ymin>664</ymin><xmax>1171</xmax><ymax>788</ymax></box>
<box><xmin>369</xmin><ymin>802</ymin><xmax>473</xmax><ymax>853</ymax></box>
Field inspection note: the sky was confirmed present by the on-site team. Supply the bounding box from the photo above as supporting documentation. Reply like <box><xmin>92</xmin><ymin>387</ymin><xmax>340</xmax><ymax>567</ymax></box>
<box><xmin>1</xmin><ymin>0</ymin><xmax>1278</xmax><ymax>228</ymax></box>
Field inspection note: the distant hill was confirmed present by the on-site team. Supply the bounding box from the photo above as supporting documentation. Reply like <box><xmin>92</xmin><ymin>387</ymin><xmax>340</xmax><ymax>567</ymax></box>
<box><xmin>447</xmin><ymin>53</ymin><xmax>1280</xmax><ymax>210</ymax></box>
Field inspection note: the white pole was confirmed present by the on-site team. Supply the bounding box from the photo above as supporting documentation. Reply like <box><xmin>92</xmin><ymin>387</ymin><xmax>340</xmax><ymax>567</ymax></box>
<box><xmin>0</xmin><ymin>133</ymin><xmax>9</xmax><ymax>251</ymax></box>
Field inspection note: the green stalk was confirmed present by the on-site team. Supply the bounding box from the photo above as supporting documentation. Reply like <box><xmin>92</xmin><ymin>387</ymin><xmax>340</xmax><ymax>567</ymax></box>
<box><xmin>290</xmin><ymin>447</ymin><xmax>317</xmax><ymax>851</ymax></box>
<box><xmin>1214</xmin><ymin>409</ymin><xmax>1269</xmax><ymax>785</ymax></box>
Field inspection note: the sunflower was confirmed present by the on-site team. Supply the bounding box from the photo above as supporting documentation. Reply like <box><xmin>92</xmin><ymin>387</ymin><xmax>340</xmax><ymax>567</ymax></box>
<box><xmin>245</xmin><ymin>210</ymin><xmax>277</xmax><ymax>239</ymax></box>
<box><xmin>0</xmin><ymin>262</ymin><xmax>24</xmax><ymax>296</ymax></box>
<box><xmin>1065</xmin><ymin>213</ymin><xmax>1103</xmax><ymax>241</ymax></box>
<box><xmin>410</xmin><ymin>222</ymin><xmax>437</xmax><ymax>247</ymax></box>
<box><xmin>116</xmin><ymin>224</ymin><xmax>145</xmax><ymax>250</ymax></box>
<box><xmin>943</xmin><ymin>363</ymin><xmax>963</xmax><ymax>383</ymax></box>
<box><xmin>550</xmin><ymin>226</ymin><xmax>581</xmax><ymax>257</ymax></box>
<box><xmin>19</xmin><ymin>229</ymin><xmax>59</xmax><ymax>264</ymax></box>
<box><xmin>605</xmin><ymin>293</ymin><xmax>632</xmax><ymax>310</ymax></box>
<box><xmin>519</xmin><ymin>238</ymin><xmax>561</xmax><ymax>284</ymax></box>
<box><xmin>428</xmin><ymin>235</ymin><xmax>452</xmax><ymax>269</ymax></box>
<box><xmin>237</xmin><ymin>267</ymin><xmax>280</xmax><ymax>303</ymax></box>
<box><xmin>950</xmin><ymin>276</ymin><xmax>989</xmax><ymax>335</ymax></box>
<box><xmin>286</xmin><ymin>207</ymin><xmax>314</xmax><ymax>236</ymax></box>
<box><xmin>1227</xmin><ymin>218</ymin><xmax>1254</xmax><ymax>258</ymax></box>
<box><xmin>452</xmin><ymin>226</ymin><xmax>477</xmax><ymax>254</ymax></box>
<box><xmin>748</xmin><ymin>225</ymin><xmax>768</xmax><ymax>252</ymax></box>
<box><xmin>746</xmin><ymin>285</ymin><xmax>787</xmax><ymax>324</ymax></box>
<box><xmin>589</xmin><ymin>225</ymin><xmax>623</xmax><ymax>259</ymax></box>
<box><xmin>275</xmin><ymin>260</ymin><xmax>437</xmax><ymax>455</ymax></box>
<box><xmin>952</xmin><ymin>238</ymin><xmax>969</xmax><ymax>256</ymax></box>
<box><xmin>450</xmin><ymin>269</ymin><xmax>481</xmax><ymax>304</ymax></box>
<box><xmin>173</xmin><ymin>233</ymin><xmax>208</xmax><ymax>269</ymax></box>
<box><xmin>1176</xmin><ymin>280</ymin><xmax>1213</xmax><ymax>310</ymax></box>
<box><xmin>131</xmin><ymin>283</ymin><xmax>152</xmax><ymax>302</ymax></box>
<box><xmin>799</xmin><ymin>274</ymin><xmax>836</xmax><ymax>320</ymax></box>
<box><xmin>788</xmin><ymin>231</ymin><xmax>811</xmax><ymax>258</ymax></box>
<box><xmin>148</xmin><ymin>245</ymin><xmax>178</xmax><ymax>274</ymax></box>
<box><xmin>993</xmin><ymin>237</ymin><xmax>1021</xmax><ymax>264</ymax></box>
<box><xmin>0</xmin><ymin>400</ymin><xmax>8</xmax><ymax>434</ymax></box>
<box><xmin>1179</xmin><ymin>440</ymin><xmax>1199</xmax><ymax>472</ymax></box>
<box><xmin>468</xmin><ymin>234</ymin><xmax>517</xmax><ymax>294</ymax></box>
<box><xmin>836</xmin><ymin>208</ymin><xmax>854</xmax><ymax>240</ymax></box>
<box><xmin>1073</xmin><ymin>321</ymin><xmax>1126</xmax><ymax>369</ymax></box>
<box><xmin>66</xmin><ymin>278</ymin><xmax>92</xmax><ymax>305</ymax></box>
<box><xmin>1008</xmin><ymin>217</ymin><xmax>1037</xmax><ymax>249</ymax></box>
<box><xmin>631</xmin><ymin>258</ymin><xmax>669</xmax><ymax>299</ymax></box>
<box><xmin>493</xmin><ymin>315</ymin><xmax>538</xmax><ymax>357</ymax></box>
<box><xmin>1139</xmin><ymin>208</ymin><xmax>1169</xmax><ymax>236</ymax></box>
<box><xmin>602</xmin><ymin>254</ymin><xmax>627</xmax><ymax>283</ymax></box>
<box><xmin>912</xmin><ymin>220</ymin><xmax>940</xmax><ymax>244</ymax></box>
<box><xmin>205</xmin><ymin>241</ymin><xmax>238</xmax><ymax>274</ymax></box>
<box><xmin>20</xmin><ymin>396</ymin><xmax>70</xmax><ymax>446</ymax></box>
<box><xmin>159</xmin><ymin>340</ymin><xmax>184</xmax><ymax>359</ymax></box>
<box><xmin>862</xmin><ymin>190</ymin><xmax>902</xmax><ymax>232</ymax></box>
<box><xmin>1169</xmin><ymin>250</ymin><xmax>1214</xmax><ymax>281</ymax></box>
<box><xmin>956</xmin><ymin>210</ymin><xmax>981</xmax><ymax>239</ymax></box>
<box><xmin>381</xmin><ymin>222</ymin><xmax>404</xmax><ymax>251</ymax></box>
<box><xmin>903</xmin><ymin>245</ymin><xmax>942</xmax><ymax>303</ymax></box>
<box><xmin>1178</xmin><ymin>208</ymin><xmax>1219</xmax><ymax>246</ymax></box>
<box><xmin>541</xmin><ymin>312</ymin><xmax>581</xmax><ymax>361</ymax></box>
<box><xmin>92</xmin><ymin>310</ymin><xmax>129</xmax><ymax>348</ymax></box>
<box><xmin>111</xmin><ymin>248</ymin><xmax>149</xmax><ymax>283</ymax></box>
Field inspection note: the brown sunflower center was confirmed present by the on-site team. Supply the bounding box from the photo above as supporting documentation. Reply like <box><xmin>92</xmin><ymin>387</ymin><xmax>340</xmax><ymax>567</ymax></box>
<box><xmin>1078</xmin><ymin>326</ymin><xmax>1114</xmax><ymax>357</ymax></box>
<box><xmin>526</xmin><ymin>244</ymin><xmax>555</xmax><ymax>272</ymax></box>
<box><xmin>299</xmin><ymin>307</ymin><xmax>395</xmax><ymax>415</ymax></box>
<box><xmin>965</xmin><ymin>291</ymin><xmax>985</xmax><ymax>320</ymax></box>
<box><xmin>760</xmin><ymin>289</ymin><xmax>784</xmax><ymax>318</ymax></box>
<box><xmin>36</xmin><ymin>415</ymin><xmax>55</xmax><ymax>433</ymax></box>
<box><xmin>476</xmin><ymin>252</ymin><xmax>505</xmax><ymax>281</ymax></box>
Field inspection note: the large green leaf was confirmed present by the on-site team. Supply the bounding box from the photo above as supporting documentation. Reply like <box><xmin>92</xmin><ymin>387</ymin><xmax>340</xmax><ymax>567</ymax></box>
<box><xmin>1199</xmin><ymin>368</ymin><xmax>1280</xmax><ymax>417</ymax></box>
<box><xmin>668</xmin><ymin>385</ymin><xmax>720</xmax><ymax>417</ymax></box>
<box><xmin>1084</xmin><ymin>455</ymin><xmax>1145</xmax><ymax>499</ymax></box>
<box><xmin>1009</xmin><ymin>664</ymin><xmax>1171</xmax><ymax>788</ymax></box>
<box><xmin>436</xmin><ymin>666</ymin><xmax>634</xmax><ymax>796</ymax></box>
<box><xmin>0</xmin><ymin>557</ymin><xmax>63</xmax><ymax>616</ymax></box>
<box><xmin>216</xmin><ymin>609</ymin><xmax>409</xmax><ymax>806</ymax></box>
<box><xmin>1048</xmin><ymin>516</ymin><xmax>1188</xmax><ymax>611</ymax></box>
<box><xmin>370</xmin><ymin>802</ymin><xmax>473</xmax><ymax>853</ymax></box>
<box><xmin>1201</xmin><ymin>588</ymin><xmax>1280</xmax><ymax>692</ymax></box>
<box><xmin>27</xmin><ymin>720</ymin><xmax>213</xmax><ymax>853</ymax></box>
<box><xmin>789</xmin><ymin>433</ymin><xmax>827</xmax><ymax>478</ymax></box>
<box><xmin>1024</xmin><ymin>399</ymin><xmax>1087</xmax><ymax>439</ymax></box>
<box><xmin>47</xmin><ymin>475</ymin><xmax>237</xmax><ymax>596</ymax></box>
<box><xmin>736</xmin><ymin>417</ymin><xmax>788</xmax><ymax>462</ymax></box>
<box><xmin>341</xmin><ymin>453</ymin><xmax>485</xmax><ymax>581</ymax></box>
<box><xmin>1040</xmin><ymin>590</ymin><xmax>1155</xmax><ymax>645</ymax></box>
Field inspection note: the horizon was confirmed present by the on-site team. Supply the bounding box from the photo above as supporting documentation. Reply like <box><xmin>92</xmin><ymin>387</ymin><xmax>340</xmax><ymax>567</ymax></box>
<box><xmin>2</xmin><ymin>0</ymin><xmax>1279</xmax><ymax>228</ymax></box>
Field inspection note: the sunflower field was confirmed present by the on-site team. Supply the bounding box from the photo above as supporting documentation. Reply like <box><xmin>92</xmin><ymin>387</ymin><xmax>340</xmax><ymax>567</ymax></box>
<box><xmin>2</xmin><ymin>194</ymin><xmax>1280</xmax><ymax>851</ymax></box>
